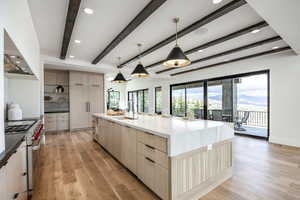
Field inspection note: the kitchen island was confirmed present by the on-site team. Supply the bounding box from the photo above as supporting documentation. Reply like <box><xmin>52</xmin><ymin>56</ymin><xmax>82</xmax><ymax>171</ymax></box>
<box><xmin>93</xmin><ymin>113</ymin><xmax>234</xmax><ymax>200</ymax></box>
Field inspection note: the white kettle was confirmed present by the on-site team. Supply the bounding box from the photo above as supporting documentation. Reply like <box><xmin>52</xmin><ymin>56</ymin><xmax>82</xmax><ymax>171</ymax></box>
<box><xmin>8</xmin><ymin>104</ymin><xmax>23</xmax><ymax>121</ymax></box>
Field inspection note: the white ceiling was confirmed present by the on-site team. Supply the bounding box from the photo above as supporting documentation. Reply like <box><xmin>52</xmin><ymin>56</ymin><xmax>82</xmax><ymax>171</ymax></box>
<box><xmin>28</xmin><ymin>0</ymin><xmax>292</xmax><ymax>78</ymax></box>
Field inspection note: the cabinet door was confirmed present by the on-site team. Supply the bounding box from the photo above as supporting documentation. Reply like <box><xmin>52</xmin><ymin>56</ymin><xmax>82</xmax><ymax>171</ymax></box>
<box><xmin>70</xmin><ymin>85</ymin><xmax>89</xmax><ymax>129</ymax></box>
<box><xmin>44</xmin><ymin>71</ymin><xmax>57</xmax><ymax>85</ymax></box>
<box><xmin>137</xmin><ymin>154</ymin><xmax>156</xmax><ymax>190</ymax></box>
<box><xmin>154</xmin><ymin>165</ymin><xmax>169</xmax><ymax>200</ymax></box>
<box><xmin>88</xmin><ymin>74</ymin><xmax>102</xmax><ymax>87</ymax></box>
<box><xmin>19</xmin><ymin>142</ymin><xmax>28</xmax><ymax>195</ymax></box>
<box><xmin>88</xmin><ymin>85</ymin><xmax>103</xmax><ymax>127</ymax></box>
<box><xmin>121</xmin><ymin>126</ymin><xmax>137</xmax><ymax>174</ymax></box>
<box><xmin>0</xmin><ymin>166</ymin><xmax>8</xmax><ymax>200</ymax></box>
<box><xmin>6</xmin><ymin>153</ymin><xmax>20</xmax><ymax>200</ymax></box>
<box><xmin>56</xmin><ymin>72</ymin><xmax>68</xmax><ymax>86</ymax></box>
<box><xmin>69</xmin><ymin>71</ymin><xmax>88</xmax><ymax>86</ymax></box>
<box><xmin>45</xmin><ymin>114</ymin><xmax>57</xmax><ymax>131</ymax></box>
<box><xmin>112</xmin><ymin>124</ymin><xmax>122</xmax><ymax>160</ymax></box>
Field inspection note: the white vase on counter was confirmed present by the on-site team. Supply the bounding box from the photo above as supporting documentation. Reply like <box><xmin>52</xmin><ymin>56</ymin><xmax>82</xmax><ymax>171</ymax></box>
<box><xmin>8</xmin><ymin>104</ymin><xmax>23</xmax><ymax>121</ymax></box>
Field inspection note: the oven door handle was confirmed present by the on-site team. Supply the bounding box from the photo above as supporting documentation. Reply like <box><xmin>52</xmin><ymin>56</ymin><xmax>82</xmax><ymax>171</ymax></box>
<box><xmin>32</xmin><ymin>129</ymin><xmax>45</xmax><ymax>150</ymax></box>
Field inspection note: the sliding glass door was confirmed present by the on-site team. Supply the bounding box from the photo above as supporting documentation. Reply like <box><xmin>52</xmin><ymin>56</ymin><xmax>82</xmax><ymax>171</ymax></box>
<box><xmin>171</xmin><ymin>82</ymin><xmax>204</xmax><ymax>119</ymax></box>
<box><xmin>207</xmin><ymin>79</ymin><xmax>234</xmax><ymax>122</ymax></box>
<box><xmin>128</xmin><ymin>89</ymin><xmax>149</xmax><ymax>113</ymax></box>
<box><xmin>170</xmin><ymin>71</ymin><xmax>269</xmax><ymax>139</ymax></box>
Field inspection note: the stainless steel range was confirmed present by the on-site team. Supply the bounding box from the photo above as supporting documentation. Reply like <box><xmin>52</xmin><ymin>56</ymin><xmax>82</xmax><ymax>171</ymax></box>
<box><xmin>5</xmin><ymin>119</ymin><xmax>44</xmax><ymax>199</ymax></box>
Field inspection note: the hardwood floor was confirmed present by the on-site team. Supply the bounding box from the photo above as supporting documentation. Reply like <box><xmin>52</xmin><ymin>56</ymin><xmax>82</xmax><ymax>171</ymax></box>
<box><xmin>32</xmin><ymin>131</ymin><xmax>300</xmax><ymax>200</ymax></box>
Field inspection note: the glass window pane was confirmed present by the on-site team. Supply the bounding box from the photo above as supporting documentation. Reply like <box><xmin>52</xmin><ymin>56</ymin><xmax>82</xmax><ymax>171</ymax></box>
<box><xmin>186</xmin><ymin>82</ymin><xmax>204</xmax><ymax>119</ymax></box>
<box><xmin>138</xmin><ymin>91</ymin><xmax>144</xmax><ymax>112</ymax></box>
<box><xmin>172</xmin><ymin>87</ymin><xmax>185</xmax><ymax>117</ymax></box>
<box><xmin>144</xmin><ymin>90</ymin><xmax>149</xmax><ymax>113</ymax></box>
<box><xmin>155</xmin><ymin>87</ymin><xmax>162</xmax><ymax>114</ymax></box>
<box><xmin>207</xmin><ymin>80</ymin><xmax>223</xmax><ymax>121</ymax></box>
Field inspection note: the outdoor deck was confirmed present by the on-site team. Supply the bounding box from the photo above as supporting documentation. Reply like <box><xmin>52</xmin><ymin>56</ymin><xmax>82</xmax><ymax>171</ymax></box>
<box><xmin>235</xmin><ymin>125</ymin><xmax>268</xmax><ymax>138</ymax></box>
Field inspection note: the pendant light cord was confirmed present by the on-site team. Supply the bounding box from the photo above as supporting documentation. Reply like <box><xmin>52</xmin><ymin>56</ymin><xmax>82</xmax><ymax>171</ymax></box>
<box><xmin>174</xmin><ymin>18</ymin><xmax>179</xmax><ymax>46</ymax></box>
<box><xmin>137</xmin><ymin>43</ymin><xmax>142</xmax><ymax>63</ymax></box>
<box><xmin>117</xmin><ymin>57</ymin><xmax>121</xmax><ymax>72</ymax></box>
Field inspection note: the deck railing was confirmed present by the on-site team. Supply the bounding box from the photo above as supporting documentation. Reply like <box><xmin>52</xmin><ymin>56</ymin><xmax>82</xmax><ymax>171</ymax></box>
<box><xmin>237</xmin><ymin>110</ymin><xmax>268</xmax><ymax>128</ymax></box>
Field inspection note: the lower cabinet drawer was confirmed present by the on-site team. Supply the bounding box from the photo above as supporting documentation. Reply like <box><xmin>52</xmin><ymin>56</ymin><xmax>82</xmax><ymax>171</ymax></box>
<box><xmin>57</xmin><ymin>120</ymin><xmax>69</xmax><ymax>130</ymax></box>
<box><xmin>137</xmin><ymin>131</ymin><xmax>168</xmax><ymax>153</ymax></box>
<box><xmin>137</xmin><ymin>142</ymin><xmax>169</xmax><ymax>169</ymax></box>
<box><xmin>137</xmin><ymin>154</ymin><xmax>169</xmax><ymax>200</ymax></box>
<box><xmin>45</xmin><ymin>121</ymin><xmax>56</xmax><ymax>131</ymax></box>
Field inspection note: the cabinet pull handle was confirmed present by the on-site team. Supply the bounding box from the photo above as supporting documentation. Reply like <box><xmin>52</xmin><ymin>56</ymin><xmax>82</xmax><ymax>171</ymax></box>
<box><xmin>145</xmin><ymin>157</ymin><xmax>155</xmax><ymax>163</ymax></box>
<box><xmin>13</xmin><ymin>193</ymin><xmax>19</xmax><ymax>199</ymax></box>
<box><xmin>145</xmin><ymin>144</ymin><xmax>155</xmax><ymax>150</ymax></box>
<box><xmin>86</xmin><ymin>102</ymin><xmax>89</xmax><ymax>112</ymax></box>
<box><xmin>75</xmin><ymin>83</ymin><xmax>83</xmax><ymax>86</ymax></box>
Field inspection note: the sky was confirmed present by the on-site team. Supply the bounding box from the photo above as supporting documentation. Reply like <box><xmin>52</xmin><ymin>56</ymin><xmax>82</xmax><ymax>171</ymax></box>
<box><xmin>173</xmin><ymin>74</ymin><xmax>268</xmax><ymax>108</ymax></box>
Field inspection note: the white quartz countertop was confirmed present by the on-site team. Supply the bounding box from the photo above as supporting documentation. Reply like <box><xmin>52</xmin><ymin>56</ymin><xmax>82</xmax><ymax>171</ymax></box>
<box><xmin>93</xmin><ymin>113</ymin><xmax>234</xmax><ymax>157</ymax></box>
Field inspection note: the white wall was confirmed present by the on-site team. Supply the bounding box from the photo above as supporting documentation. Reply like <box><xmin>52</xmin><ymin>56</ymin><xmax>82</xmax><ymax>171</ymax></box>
<box><xmin>6</xmin><ymin>77</ymin><xmax>41</xmax><ymax>118</ymax></box>
<box><xmin>0</xmin><ymin>28</ymin><xmax>4</xmax><ymax>154</ymax></box>
<box><xmin>125</xmin><ymin>51</ymin><xmax>300</xmax><ymax>148</ymax></box>
<box><xmin>0</xmin><ymin>0</ymin><xmax>40</xmax><ymax>79</ymax></box>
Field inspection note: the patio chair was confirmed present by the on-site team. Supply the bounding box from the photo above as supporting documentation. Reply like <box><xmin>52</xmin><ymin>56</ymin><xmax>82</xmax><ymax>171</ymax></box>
<box><xmin>194</xmin><ymin>109</ymin><xmax>204</xmax><ymax>119</ymax></box>
<box><xmin>234</xmin><ymin>111</ymin><xmax>250</xmax><ymax>131</ymax></box>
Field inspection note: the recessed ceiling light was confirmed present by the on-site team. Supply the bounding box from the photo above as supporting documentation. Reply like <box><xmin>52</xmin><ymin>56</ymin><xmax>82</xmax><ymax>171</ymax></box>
<box><xmin>74</xmin><ymin>40</ymin><xmax>81</xmax><ymax>44</ymax></box>
<box><xmin>69</xmin><ymin>55</ymin><xmax>75</xmax><ymax>58</ymax></box>
<box><xmin>224</xmin><ymin>59</ymin><xmax>230</xmax><ymax>62</ymax></box>
<box><xmin>84</xmin><ymin>8</ymin><xmax>94</xmax><ymax>14</ymax></box>
<box><xmin>10</xmin><ymin>55</ymin><xmax>16</xmax><ymax>58</ymax></box>
<box><xmin>251</xmin><ymin>29</ymin><xmax>260</xmax><ymax>34</ymax></box>
<box><xmin>16</xmin><ymin>61</ymin><xmax>21</xmax><ymax>64</ymax></box>
<box><xmin>213</xmin><ymin>0</ymin><xmax>223</xmax><ymax>4</ymax></box>
<box><xmin>272</xmin><ymin>46</ymin><xmax>279</xmax><ymax>50</ymax></box>
<box><xmin>198</xmin><ymin>49</ymin><xmax>204</xmax><ymax>53</ymax></box>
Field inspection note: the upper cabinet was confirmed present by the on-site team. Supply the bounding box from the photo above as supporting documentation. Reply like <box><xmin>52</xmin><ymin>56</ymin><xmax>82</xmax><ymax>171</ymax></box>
<box><xmin>44</xmin><ymin>70</ymin><xmax>69</xmax><ymax>86</ymax></box>
<box><xmin>69</xmin><ymin>71</ymin><xmax>89</xmax><ymax>86</ymax></box>
<box><xmin>44</xmin><ymin>71</ymin><xmax>57</xmax><ymax>85</ymax></box>
<box><xmin>89</xmin><ymin>74</ymin><xmax>103</xmax><ymax>87</ymax></box>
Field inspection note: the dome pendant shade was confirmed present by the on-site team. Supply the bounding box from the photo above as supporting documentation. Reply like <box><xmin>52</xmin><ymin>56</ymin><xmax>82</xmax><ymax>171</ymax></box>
<box><xmin>131</xmin><ymin>63</ymin><xmax>149</xmax><ymax>78</ymax></box>
<box><xmin>113</xmin><ymin>72</ymin><xmax>127</xmax><ymax>83</ymax></box>
<box><xmin>163</xmin><ymin>45</ymin><xmax>191</xmax><ymax>67</ymax></box>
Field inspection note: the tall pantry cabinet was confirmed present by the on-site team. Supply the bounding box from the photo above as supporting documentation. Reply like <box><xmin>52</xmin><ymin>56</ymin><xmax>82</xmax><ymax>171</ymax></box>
<box><xmin>69</xmin><ymin>71</ymin><xmax>104</xmax><ymax>129</ymax></box>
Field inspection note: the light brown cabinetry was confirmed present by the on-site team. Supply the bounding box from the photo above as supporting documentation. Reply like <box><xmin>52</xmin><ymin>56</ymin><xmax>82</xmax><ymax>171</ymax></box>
<box><xmin>94</xmin><ymin>118</ymin><xmax>169</xmax><ymax>199</ymax></box>
<box><xmin>94</xmin><ymin>117</ymin><xmax>233</xmax><ymax>200</ymax></box>
<box><xmin>45</xmin><ymin>113</ymin><xmax>69</xmax><ymax>131</ymax></box>
<box><xmin>70</xmin><ymin>71</ymin><xmax>104</xmax><ymax>130</ymax></box>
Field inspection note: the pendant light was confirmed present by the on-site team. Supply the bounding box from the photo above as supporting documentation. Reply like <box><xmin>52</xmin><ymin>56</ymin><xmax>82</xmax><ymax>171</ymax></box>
<box><xmin>163</xmin><ymin>18</ymin><xmax>191</xmax><ymax>68</ymax></box>
<box><xmin>113</xmin><ymin>57</ymin><xmax>127</xmax><ymax>83</ymax></box>
<box><xmin>131</xmin><ymin>43</ymin><xmax>149</xmax><ymax>78</ymax></box>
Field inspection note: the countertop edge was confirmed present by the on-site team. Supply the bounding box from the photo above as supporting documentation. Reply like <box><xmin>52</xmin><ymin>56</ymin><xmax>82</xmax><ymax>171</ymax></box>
<box><xmin>0</xmin><ymin>135</ymin><xmax>25</xmax><ymax>169</ymax></box>
<box><xmin>93</xmin><ymin>114</ymin><xmax>170</xmax><ymax>139</ymax></box>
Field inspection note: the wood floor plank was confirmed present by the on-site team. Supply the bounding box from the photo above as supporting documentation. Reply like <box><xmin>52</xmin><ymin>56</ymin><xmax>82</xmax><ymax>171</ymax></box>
<box><xmin>32</xmin><ymin>131</ymin><xmax>300</xmax><ymax>200</ymax></box>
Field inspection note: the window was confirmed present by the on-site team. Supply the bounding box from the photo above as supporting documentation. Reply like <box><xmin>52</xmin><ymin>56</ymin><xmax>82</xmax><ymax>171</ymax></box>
<box><xmin>155</xmin><ymin>87</ymin><xmax>162</xmax><ymax>114</ymax></box>
<box><xmin>170</xmin><ymin>70</ymin><xmax>269</xmax><ymax>139</ymax></box>
<box><xmin>171</xmin><ymin>82</ymin><xmax>204</xmax><ymax>118</ymax></box>
<box><xmin>128</xmin><ymin>89</ymin><xmax>149</xmax><ymax>113</ymax></box>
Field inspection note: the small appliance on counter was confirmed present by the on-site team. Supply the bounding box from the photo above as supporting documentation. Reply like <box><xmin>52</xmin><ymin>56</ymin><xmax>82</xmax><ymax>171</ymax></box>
<box><xmin>8</xmin><ymin>103</ymin><xmax>23</xmax><ymax>121</ymax></box>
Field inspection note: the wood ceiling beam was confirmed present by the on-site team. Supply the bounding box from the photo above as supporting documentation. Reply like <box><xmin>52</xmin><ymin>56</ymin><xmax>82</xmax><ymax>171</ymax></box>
<box><xmin>60</xmin><ymin>0</ymin><xmax>82</xmax><ymax>59</ymax></box>
<box><xmin>156</xmin><ymin>36</ymin><xmax>281</xmax><ymax>74</ymax></box>
<box><xmin>170</xmin><ymin>46</ymin><xmax>291</xmax><ymax>76</ymax></box>
<box><xmin>146</xmin><ymin>21</ymin><xmax>268</xmax><ymax>69</ymax></box>
<box><xmin>92</xmin><ymin>0</ymin><xmax>166</xmax><ymax>64</ymax></box>
<box><xmin>119</xmin><ymin>0</ymin><xmax>247</xmax><ymax>68</ymax></box>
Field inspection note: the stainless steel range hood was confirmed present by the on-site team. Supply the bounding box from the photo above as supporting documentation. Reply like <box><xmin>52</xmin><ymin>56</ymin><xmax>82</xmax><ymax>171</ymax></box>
<box><xmin>4</xmin><ymin>54</ymin><xmax>34</xmax><ymax>75</ymax></box>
